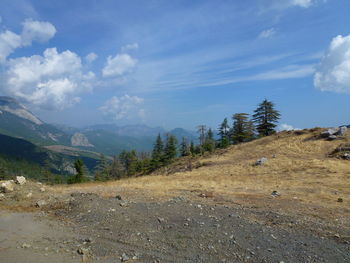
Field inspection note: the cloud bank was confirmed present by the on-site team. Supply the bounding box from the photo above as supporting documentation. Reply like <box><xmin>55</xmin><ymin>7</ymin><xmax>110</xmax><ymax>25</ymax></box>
<box><xmin>314</xmin><ymin>34</ymin><xmax>350</xmax><ymax>93</ymax></box>
<box><xmin>4</xmin><ymin>48</ymin><xmax>95</xmax><ymax>110</ymax></box>
<box><xmin>0</xmin><ymin>19</ymin><xmax>142</xmax><ymax>111</ymax></box>
<box><xmin>0</xmin><ymin>19</ymin><xmax>56</xmax><ymax>62</ymax></box>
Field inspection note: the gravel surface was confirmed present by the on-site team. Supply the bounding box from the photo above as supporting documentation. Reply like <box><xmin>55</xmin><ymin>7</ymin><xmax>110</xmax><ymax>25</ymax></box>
<box><xmin>51</xmin><ymin>193</ymin><xmax>350</xmax><ymax>263</ymax></box>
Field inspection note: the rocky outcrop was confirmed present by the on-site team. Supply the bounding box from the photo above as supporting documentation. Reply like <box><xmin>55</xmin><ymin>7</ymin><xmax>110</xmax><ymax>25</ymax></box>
<box><xmin>15</xmin><ymin>176</ymin><xmax>26</xmax><ymax>185</ymax></box>
<box><xmin>321</xmin><ymin>126</ymin><xmax>347</xmax><ymax>140</ymax></box>
<box><xmin>71</xmin><ymin>133</ymin><xmax>94</xmax><ymax>147</ymax></box>
<box><xmin>0</xmin><ymin>96</ymin><xmax>43</xmax><ymax>125</ymax></box>
<box><xmin>0</xmin><ymin>181</ymin><xmax>14</xmax><ymax>193</ymax></box>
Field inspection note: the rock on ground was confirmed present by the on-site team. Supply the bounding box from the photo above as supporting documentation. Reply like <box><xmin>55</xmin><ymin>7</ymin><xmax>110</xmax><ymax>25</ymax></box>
<box><xmin>15</xmin><ymin>176</ymin><xmax>26</xmax><ymax>185</ymax></box>
<box><xmin>1</xmin><ymin>181</ymin><xmax>14</xmax><ymax>193</ymax></box>
<box><xmin>255</xmin><ymin>157</ymin><xmax>268</xmax><ymax>166</ymax></box>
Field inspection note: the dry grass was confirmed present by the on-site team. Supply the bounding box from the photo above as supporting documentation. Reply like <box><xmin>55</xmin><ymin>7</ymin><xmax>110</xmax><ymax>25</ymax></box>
<box><xmin>53</xmin><ymin>129</ymin><xmax>350</xmax><ymax>228</ymax></box>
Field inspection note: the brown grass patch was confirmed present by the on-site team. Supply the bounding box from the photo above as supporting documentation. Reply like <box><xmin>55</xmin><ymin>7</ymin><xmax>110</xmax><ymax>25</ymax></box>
<box><xmin>52</xmin><ymin>130</ymin><xmax>350</xmax><ymax>228</ymax></box>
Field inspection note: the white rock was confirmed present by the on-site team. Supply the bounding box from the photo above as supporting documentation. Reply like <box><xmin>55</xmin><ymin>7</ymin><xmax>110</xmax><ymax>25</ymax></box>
<box><xmin>255</xmin><ymin>157</ymin><xmax>268</xmax><ymax>166</ymax></box>
<box><xmin>0</xmin><ymin>181</ymin><xmax>14</xmax><ymax>193</ymax></box>
<box><xmin>36</xmin><ymin>200</ymin><xmax>47</xmax><ymax>207</ymax></box>
<box><xmin>0</xmin><ymin>193</ymin><xmax>5</xmax><ymax>199</ymax></box>
<box><xmin>26</xmin><ymin>192</ymin><xmax>33</xmax><ymax>198</ymax></box>
<box><xmin>15</xmin><ymin>176</ymin><xmax>26</xmax><ymax>185</ymax></box>
<box><xmin>40</xmin><ymin>187</ymin><xmax>46</xmax><ymax>192</ymax></box>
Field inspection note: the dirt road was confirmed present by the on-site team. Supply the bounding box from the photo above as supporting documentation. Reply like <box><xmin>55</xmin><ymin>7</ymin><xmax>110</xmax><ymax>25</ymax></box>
<box><xmin>3</xmin><ymin>192</ymin><xmax>347</xmax><ymax>263</ymax></box>
<box><xmin>0</xmin><ymin>211</ymin><xmax>82</xmax><ymax>263</ymax></box>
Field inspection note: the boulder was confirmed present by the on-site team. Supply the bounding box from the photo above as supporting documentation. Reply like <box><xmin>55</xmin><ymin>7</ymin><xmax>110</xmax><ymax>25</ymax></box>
<box><xmin>335</xmin><ymin>126</ymin><xmax>347</xmax><ymax>136</ymax></box>
<box><xmin>343</xmin><ymin>153</ymin><xmax>350</xmax><ymax>160</ymax></box>
<box><xmin>271</xmin><ymin>191</ymin><xmax>281</xmax><ymax>197</ymax></box>
<box><xmin>255</xmin><ymin>157</ymin><xmax>267</xmax><ymax>166</ymax></box>
<box><xmin>15</xmin><ymin>176</ymin><xmax>26</xmax><ymax>185</ymax></box>
<box><xmin>321</xmin><ymin>126</ymin><xmax>347</xmax><ymax>139</ymax></box>
<box><xmin>0</xmin><ymin>181</ymin><xmax>14</xmax><ymax>193</ymax></box>
<box><xmin>328</xmin><ymin>135</ymin><xmax>338</xmax><ymax>141</ymax></box>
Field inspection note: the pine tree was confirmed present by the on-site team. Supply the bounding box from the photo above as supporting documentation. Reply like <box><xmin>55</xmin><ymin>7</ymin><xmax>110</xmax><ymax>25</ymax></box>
<box><xmin>109</xmin><ymin>155</ymin><xmax>125</xmax><ymax>179</ymax></box>
<box><xmin>150</xmin><ymin>134</ymin><xmax>164</xmax><ymax>170</ymax></box>
<box><xmin>203</xmin><ymin>128</ymin><xmax>215</xmax><ymax>152</ymax></box>
<box><xmin>94</xmin><ymin>154</ymin><xmax>109</xmax><ymax>181</ymax></box>
<box><xmin>163</xmin><ymin>134</ymin><xmax>178</xmax><ymax>164</ymax></box>
<box><xmin>69</xmin><ymin>159</ymin><xmax>86</xmax><ymax>184</ymax></box>
<box><xmin>218</xmin><ymin>118</ymin><xmax>230</xmax><ymax>148</ymax></box>
<box><xmin>230</xmin><ymin>113</ymin><xmax>255</xmax><ymax>143</ymax></box>
<box><xmin>252</xmin><ymin>99</ymin><xmax>280</xmax><ymax>137</ymax></box>
<box><xmin>189</xmin><ymin>141</ymin><xmax>195</xmax><ymax>156</ymax></box>
<box><xmin>197</xmin><ymin>125</ymin><xmax>207</xmax><ymax>146</ymax></box>
<box><xmin>119</xmin><ymin>150</ymin><xmax>138</xmax><ymax>176</ymax></box>
<box><xmin>180</xmin><ymin>137</ymin><xmax>190</xmax><ymax>157</ymax></box>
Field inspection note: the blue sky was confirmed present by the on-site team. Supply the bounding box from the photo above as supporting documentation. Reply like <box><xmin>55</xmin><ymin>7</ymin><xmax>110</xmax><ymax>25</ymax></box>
<box><xmin>0</xmin><ymin>0</ymin><xmax>350</xmax><ymax>130</ymax></box>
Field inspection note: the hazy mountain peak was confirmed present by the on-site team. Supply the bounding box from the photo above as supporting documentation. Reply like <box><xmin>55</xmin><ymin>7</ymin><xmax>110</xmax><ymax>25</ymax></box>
<box><xmin>0</xmin><ymin>96</ymin><xmax>43</xmax><ymax>125</ymax></box>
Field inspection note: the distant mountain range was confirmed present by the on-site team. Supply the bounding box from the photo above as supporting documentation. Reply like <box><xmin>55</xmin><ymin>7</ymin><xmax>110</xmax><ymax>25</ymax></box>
<box><xmin>0</xmin><ymin>96</ymin><xmax>198</xmax><ymax>157</ymax></box>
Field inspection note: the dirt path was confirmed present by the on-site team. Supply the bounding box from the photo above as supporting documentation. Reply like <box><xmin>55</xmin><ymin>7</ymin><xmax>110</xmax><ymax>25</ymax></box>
<box><xmin>53</xmin><ymin>193</ymin><xmax>350</xmax><ymax>263</ymax></box>
<box><xmin>0</xmin><ymin>211</ymin><xmax>82</xmax><ymax>263</ymax></box>
<box><xmin>1</xmin><ymin>192</ymin><xmax>349</xmax><ymax>263</ymax></box>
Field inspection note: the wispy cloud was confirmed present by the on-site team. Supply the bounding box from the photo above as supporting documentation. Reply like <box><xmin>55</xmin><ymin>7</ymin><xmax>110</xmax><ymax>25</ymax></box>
<box><xmin>99</xmin><ymin>95</ymin><xmax>144</xmax><ymax>120</ymax></box>
<box><xmin>258</xmin><ymin>28</ymin><xmax>276</xmax><ymax>39</ymax></box>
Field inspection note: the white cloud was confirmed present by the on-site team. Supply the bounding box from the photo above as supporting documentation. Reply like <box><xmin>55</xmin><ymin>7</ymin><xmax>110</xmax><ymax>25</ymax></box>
<box><xmin>99</xmin><ymin>95</ymin><xmax>144</xmax><ymax>120</ymax></box>
<box><xmin>314</xmin><ymin>34</ymin><xmax>350</xmax><ymax>93</ymax></box>
<box><xmin>290</xmin><ymin>0</ymin><xmax>315</xmax><ymax>8</ymax></box>
<box><xmin>21</xmin><ymin>19</ymin><xmax>56</xmax><ymax>46</ymax></box>
<box><xmin>0</xmin><ymin>19</ymin><xmax>55</xmax><ymax>62</ymax></box>
<box><xmin>3</xmin><ymin>48</ymin><xmax>94</xmax><ymax>110</ymax></box>
<box><xmin>278</xmin><ymin>123</ymin><xmax>301</xmax><ymax>131</ymax></box>
<box><xmin>85</xmin><ymin>52</ymin><xmax>98</xmax><ymax>63</ymax></box>
<box><xmin>102</xmin><ymin>53</ymin><xmax>137</xmax><ymax>77</ymax></box>
<box><xmin>259</xmin><ymin>28</ymin><xmax>276</xmax><ymax>39</ymax></box>
<box><xmin>0</xmin><ymin>30</ymin><xmax>22</xmax><ymax>62</ymax></box>
<box><xmin>121</xmin><ymin>43</ymin><xmax>139</xmax><ymax>52</ymax></box>
<box><xmin>265</xmin><ymin>0</ymin><xmax>318</xmax><ymax>11</ymax></box>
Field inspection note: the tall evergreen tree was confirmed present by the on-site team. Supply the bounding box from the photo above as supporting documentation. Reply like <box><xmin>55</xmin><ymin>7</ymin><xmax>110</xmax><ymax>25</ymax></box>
<box><xmin>203</xmin><ymin>128</ymin><xmax>215</xmax><ymax>152</ymax></box>
<box><xmin>197</xmin><ymin>125</ymin><xmax>207</xmax><ymax>146</ymax></box>
<box><xmin>163</xmin><ymin>134</ymin><xmax>178</xmax><ymax>164</ymax></box>
<box><xmin>189</xmin><ymin>141</ymin><xmax>196</xmax><ymax>156</ymax></box>
<box><xmin>230</xmin><ymin>113</ymin><xmax>255</xmax><ymax>143</ymax></box>
<box><xmin>252</xmin><ymin>99</ymin><xmax>280</xmax><ymax>137</ymax></box>
<box><xmin>218</xmin><ymin>118</ymin><xmax>230</xmax><ymax>148</ymax></box>
<box><xmin>180</xmin><ymin>137</ymin><xmax>190</xmax><ymax>157</ymax></box>
<box><xmin>109</xmin><ymin>155</ymin><xmax>125</xmax><ymax>179</ymax></box>
<box><xmin>150</xmin><ymin>134</ymin><xmax>164</xmax><ymax>170</ymax></box>
<box><xmin>119</xmin><ymin>150</ymin><xmax>138</xmax><ymax>176</ymax></box>
<box><xmin>70</xmin><ymin>159</ymin><xmax>86</xmax><ymax>184</ymax></box>
<box><xmin>94</xmin><ymin>154</ymin><xmax>109</xmax><ymax>181</ymax></box>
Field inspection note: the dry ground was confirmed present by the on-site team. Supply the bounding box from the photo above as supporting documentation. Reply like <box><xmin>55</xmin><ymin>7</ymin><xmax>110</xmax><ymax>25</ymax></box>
<box><xmin>53</xmin><ymin>129</ymin><xmax>350</xmax><ymax>234</ymax></box>
<box><xmin>1</xmin><ymin>128</ymin><xmax>350</xmax><ymax>262</ymax></box>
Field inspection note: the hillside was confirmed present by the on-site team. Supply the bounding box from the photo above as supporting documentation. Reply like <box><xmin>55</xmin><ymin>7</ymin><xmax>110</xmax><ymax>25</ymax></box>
<box><xmin>0</xmin><ymin>133</ymin><xmax>99</xmax><ymax>181</ymax></box>
<box><xmin>52</xmin><ymin>127</ymin><xmax>350</xmax><ymax>241</ymax></box>
<box><xmin>1</xmin><ymin>128</ymin><xmax>349</xmax><ymax>262</ymax></box>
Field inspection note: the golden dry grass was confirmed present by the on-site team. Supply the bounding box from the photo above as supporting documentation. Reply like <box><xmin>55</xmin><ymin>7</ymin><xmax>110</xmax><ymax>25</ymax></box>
<box><xmin>53</xmin><ymin>129</ymin><xmax>350</xmax><ymax>228</ymax></box>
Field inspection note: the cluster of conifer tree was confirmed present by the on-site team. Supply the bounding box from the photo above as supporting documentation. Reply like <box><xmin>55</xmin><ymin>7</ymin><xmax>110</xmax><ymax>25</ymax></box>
<box><xmin>217</xmin><ymin>99</ymin><xmax>280</xmax><ymax>148</ymax></box>
<box><xmin>70</xmin><ymin>99</ymin><xmax>280</xmax><ymax>183</ymax></box>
